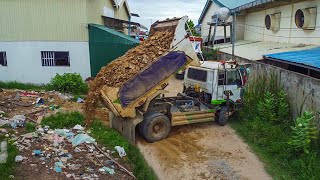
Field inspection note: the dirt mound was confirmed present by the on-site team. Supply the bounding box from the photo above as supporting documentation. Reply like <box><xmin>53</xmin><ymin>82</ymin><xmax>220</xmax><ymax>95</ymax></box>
<box><xmin>84</xmin><ymin>31</ymin><xmax>174</xmax><ymax>124</ymax></box>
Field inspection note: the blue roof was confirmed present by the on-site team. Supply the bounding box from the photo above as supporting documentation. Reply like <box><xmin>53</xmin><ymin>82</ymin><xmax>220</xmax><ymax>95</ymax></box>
<box><xmin>265</xmin><ymin>47</ymin><xmax>320</xmax><ymax>69</ymax></box>
<box><xmin>198</xmin><ymin>0</ymin><xmax>255</xmax><ymax>23</ymax></box>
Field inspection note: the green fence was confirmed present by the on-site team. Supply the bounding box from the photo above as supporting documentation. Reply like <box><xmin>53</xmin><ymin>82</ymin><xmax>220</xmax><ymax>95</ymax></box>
<box><xmin>88</xmin><ymin>24</ymin><xmax>139</xmax><ymax>76</ymax></box>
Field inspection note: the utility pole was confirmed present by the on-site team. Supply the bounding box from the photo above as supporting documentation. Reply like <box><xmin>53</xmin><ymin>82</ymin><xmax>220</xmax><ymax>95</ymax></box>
<box><xmin>232</xmin><ymin>12</ymin><xmax>236</xmax><ymax>60</ymax></box>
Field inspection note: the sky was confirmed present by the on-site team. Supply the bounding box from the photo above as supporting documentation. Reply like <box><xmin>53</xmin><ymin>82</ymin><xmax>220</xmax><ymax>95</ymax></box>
<box><xmin>127</xmin><ymin>0</ymin><xmax>207</xmax><ymax>30</ymax></box>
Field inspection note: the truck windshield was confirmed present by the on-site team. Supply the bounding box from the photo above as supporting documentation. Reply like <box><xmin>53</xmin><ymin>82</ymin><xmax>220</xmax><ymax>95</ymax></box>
<box><xmin>187</xmin><ymin>68</ymin><xmax>207</xmax><ymax>82</ymax></box>
<box><xmin>226</xmin><ymin>70</ymin><xmax>242</xmax><ymax>86</ymax></box>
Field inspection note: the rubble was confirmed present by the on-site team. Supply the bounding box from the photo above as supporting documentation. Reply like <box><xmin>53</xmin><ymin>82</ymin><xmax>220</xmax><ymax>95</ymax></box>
<box><xmin>84</xmin><ymin>31</ymin><xmax>174</xmax><ymax>124</ymax></box>
<box><xmin>12</xmin><ymin>126</ymin><xmax>135</xmax><ymax>179</ymax></box>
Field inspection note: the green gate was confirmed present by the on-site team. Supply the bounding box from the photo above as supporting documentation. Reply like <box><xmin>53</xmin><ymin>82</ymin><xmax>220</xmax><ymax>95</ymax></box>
<box><xmin>88</xmin><ymin>24</ymin><xmax>139</xmax><ymax>76</ymax></box>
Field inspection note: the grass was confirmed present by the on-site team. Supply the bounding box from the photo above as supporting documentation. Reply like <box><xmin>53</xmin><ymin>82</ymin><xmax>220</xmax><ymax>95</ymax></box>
<box><xmin>0</xmin><ymin>140</ymin><xmax>19</xmax><ymax>180</ymax></box>
<box><xmin>0</xmin><ymin>81</ymin><xmax>48</xmax><ymax>91</ymax></box>
<box><xmin>25</xmin><ymin>122</ymin><xmax>36</xmax><ymax>133</ymax></box>
<box><xmin>41</xmin><ymin>112</ymin><xmax>85</xmax><ymax>129</ymax></box>
<box><xmin>229</xmin><ymin>71</ymin><xmax>320</xmax><ymax>180</ymax></box>
<box><xmin>41</xmin><ymin>112</ymin><xmax>157</xmax><ymax>180</ymax></box>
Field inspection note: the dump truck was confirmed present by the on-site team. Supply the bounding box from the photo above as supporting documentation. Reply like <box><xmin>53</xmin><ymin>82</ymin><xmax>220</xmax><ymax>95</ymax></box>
<box><xmin>100</xmin><ymin>16</ymin><xmax>245</xmax><ymax>143</ymax></box>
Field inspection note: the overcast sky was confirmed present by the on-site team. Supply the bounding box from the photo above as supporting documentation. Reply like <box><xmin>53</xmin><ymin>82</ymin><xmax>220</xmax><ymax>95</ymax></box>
<box><xmin>127</xmin><ymin>0</ymin><xmax>207</xmax><ymax>30</ymax></box>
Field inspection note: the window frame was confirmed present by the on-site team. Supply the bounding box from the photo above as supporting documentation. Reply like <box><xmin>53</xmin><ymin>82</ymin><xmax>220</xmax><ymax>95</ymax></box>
<box><xmin>0</xmin><ymin>52</ymin><xmax>7</xmax><ymax>67</ymax></box>
<box><xmin>187</xmin><ymin>68</ymin><xmax>208</xmax><ymax>83</ymax></box>
<box><xmin>41</xmin><ymin>51</ymin><xmax>70</xmax><ymax>67</ymax></box>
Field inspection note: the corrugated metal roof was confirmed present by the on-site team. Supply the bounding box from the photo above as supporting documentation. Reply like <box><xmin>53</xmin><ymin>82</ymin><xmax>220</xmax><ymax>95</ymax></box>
<box><xmin>218</xmin><ymin>0</ymin><xmax>256</xmax><ymax>9</ymax></box>
<box><xmin>265</xmin><ymin>47</ymin><xmax>320</xmax><ymax>69</ymax></box>
<box><xmin>89</xmin><ymin>24</ymin><xmax>139</xmax><ymax>43</ymax></box>
<box><xmin>198</xmin><ymin>0</ymin><xmax>255</xmax><ymax>23</ymax></box>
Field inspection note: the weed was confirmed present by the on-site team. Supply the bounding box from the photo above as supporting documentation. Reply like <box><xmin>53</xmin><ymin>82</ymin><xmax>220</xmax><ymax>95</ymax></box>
<box><xmin>25</xmin><ymin>122</ymin><xmax>36</xmax><ymax>133</ymax></box>
<box><xmin>49</xmin><ymin>73</ymin><xmax>88</xmax><ymax>95</ymax></box>
<box><xmin>202</xmin><ymin>48</ymin><xmax>220</xmax><ymax>60</ymax></box>
<box><xmin>41</xmin><ymin>111</ymin><xmax>84</xmax><ymax>129</ymax></box>
<box><xmin>258</xmin><ymin>91</ymin><xmax>277</xmax><ymax>122</ymax></box>
<box><xmin>231</xmin><ymin>71</ymin><xmax>320</xmax><ymax>179</ymax></box>
<box><xmin>0</xmin><ymin>142</ymin><xmax>19</xmax><ymax>180</ymax></box>
<box><xmin>288</xmin><ymin>111</ymin><xmax>318</xmax><ymax>154</ymax></box>
<box><xmin>0</xmin><ymin>81</ymin><xmax>47</xmax><ymax>91</ymax></box>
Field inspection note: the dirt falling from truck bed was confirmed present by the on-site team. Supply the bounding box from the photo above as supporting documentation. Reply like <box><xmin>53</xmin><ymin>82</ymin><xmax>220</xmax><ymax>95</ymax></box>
<box><xmin>84</xmin><ymin>31</ymin><xmax>174</xmax><ymax>124</ymax></box>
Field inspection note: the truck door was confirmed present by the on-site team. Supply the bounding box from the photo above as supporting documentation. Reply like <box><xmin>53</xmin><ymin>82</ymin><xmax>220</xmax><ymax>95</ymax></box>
<box><xmin>216</xmin><ymin>69</ymin><xmax>243</xmax><ymax>102</ymax></box>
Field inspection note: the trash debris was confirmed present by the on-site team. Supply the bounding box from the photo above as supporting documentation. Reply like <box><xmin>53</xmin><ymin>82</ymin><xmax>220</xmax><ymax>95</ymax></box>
<box><xmin>99</xmin><ymin>166</ymin><xmax>115</xmax><ymax>175</ymax></box>
<box><xmin>36</xmin><ymin>97</ymin><xmax>45</xmax><ymax>105</ymax></box>
<box><xmin>54</xmin><ymin>166</ymin><xmax>62</xmax><ymax>173</ymax></box>
<box><xmin>15</xmin><ymin>155</ymin><xmax>23</xmax><ymax>162</ymax></box>
<box><xmin>13</xmin><ymin>93</ymin><xmax>20</xmax><ymax>101</ymax></box>
<box><xmin>0</xmin><ymin>119</ymin><xmax>9</xmax><ymax>127</ymax></box>
<box><xmin>115</xmin><ymin>146</ymin><xmax>126</xmax><ymax>158</ymax></box>
<box><xmin>49</xmin><ymin>105</ymin><xmax>59</xmax><ymax>111</ymax></box>
<box><xmin>0</xmin><ymin>141</ymin><xmax>8</xmax><ymax>163</ymax></box>
<box><xmin>73</xmin><ymin>124</ymin><xmax>84</xmax><ymax>131</ymax></box>
<box><xmin>77</xmin><ymin>98</ymin><xmax>85</xmax><ymax>103</ymax></box>
<box><xmin>71</xmin><ymin>134</ymin><xmax>95</xmax><ymax>147</ymax></box>
<box><xmin>10</xmin><ymin>115</ymin><xmax>26</xmax><ymax>128</ymax></box>
<box><xmin>32</xmin><ymin>150</ymin><xmax>42</xmax><ymax>156</ymax></box>
<box><xmin>58</xmin><ymin>93</ymin><xmax>73</xmax><ymax>100</ymax></box>
<box><xmin>54</xmin><ymin>129</ymin><xmax>74</xmax><ymax>138</ymax></box>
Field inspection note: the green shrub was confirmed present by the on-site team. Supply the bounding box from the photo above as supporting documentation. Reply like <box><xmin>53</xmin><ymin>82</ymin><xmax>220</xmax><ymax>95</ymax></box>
<box><xmin>288</xmin><ymin>111</ymin><xmax>318</xmax><ymax>154</ymax></box>
<box><xmin>49</xmin><ymin>73</ymin><xmax>88</xmax><ymax>94</ymax></box>
<box><xmin>258</xmin><ymin>91</ymin><xmax>277</xmax><ymax>123</ymax></box>
<box><xmin>202</xmin><ymin>48</ymin><xmax>219</xmax><ymax>60</ymax></box>
<box><xmin>276</xmin><ymin>90</ymin><xmax>290</xmax><ymax>125</ymax></box>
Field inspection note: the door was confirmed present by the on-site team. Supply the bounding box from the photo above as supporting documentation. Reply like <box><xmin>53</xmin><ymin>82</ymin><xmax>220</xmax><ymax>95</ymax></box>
<box><xmin>216</xmin><ymin>69</ymin><xmax>243</xmax><ymax>102</ymax></box>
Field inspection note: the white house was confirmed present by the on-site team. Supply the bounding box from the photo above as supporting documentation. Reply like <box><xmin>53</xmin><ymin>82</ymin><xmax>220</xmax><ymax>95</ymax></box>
<box><xmin>0</xmin><ymin>0</ymin><xmax>139</xmax><ymax>84</ymax></box>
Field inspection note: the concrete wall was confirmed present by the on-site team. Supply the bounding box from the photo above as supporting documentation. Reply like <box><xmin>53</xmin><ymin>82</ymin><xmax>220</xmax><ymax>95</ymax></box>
<box><xmin>219</xmin><ymin>52</ymin><xmax>320</xmax><ymax>119</ymax></box>
<box><xmin>0</xmin><ymin>42</ymin><xmax>91</xmax><ymax>84</ymax></box>
<box><xmin>243</xmin><ymin>0</ymin><xmax>320</xmax><ymax>45</ymax></box>
<box><xmin>200</xmin><ymin>2</ymin><xmax>231</xmax><ymax>41</ymax></box>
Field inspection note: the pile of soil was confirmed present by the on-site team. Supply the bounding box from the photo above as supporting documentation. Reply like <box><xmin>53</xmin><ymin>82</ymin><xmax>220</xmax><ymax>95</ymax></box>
<box><xmin>84</xmin><ymin>31</ymin><xmax>174</xmax><ymax>124</ymax></box>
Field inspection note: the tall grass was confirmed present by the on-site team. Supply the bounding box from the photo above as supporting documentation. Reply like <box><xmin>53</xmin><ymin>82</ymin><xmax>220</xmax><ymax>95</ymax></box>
<box><xmin>0</xmin><ymin>81</ymin><xmax>48</xmax><ymax>91</ymax></box>
<box><xmin>230</xmin><ymin>70</ymin><xmax>320</xmax><ymax>179</ymax></box>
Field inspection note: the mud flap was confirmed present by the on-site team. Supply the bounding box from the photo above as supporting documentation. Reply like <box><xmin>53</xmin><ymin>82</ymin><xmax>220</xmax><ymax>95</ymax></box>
<box><xmin>109</xmin><ymin>111</ymin><xmax>143</xmax><ymax>144</ymax></box>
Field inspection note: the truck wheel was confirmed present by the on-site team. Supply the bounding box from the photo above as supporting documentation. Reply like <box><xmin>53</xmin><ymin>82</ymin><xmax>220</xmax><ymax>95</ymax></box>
<box><xmin>218</xmin><ymin>106</ymin><xmax>229</xmax><ymax>126</ymax></box>
<box><xmin>141</xmin><ymin>112</ymin><xmax>171</xmax><ymax>142</ymax></box>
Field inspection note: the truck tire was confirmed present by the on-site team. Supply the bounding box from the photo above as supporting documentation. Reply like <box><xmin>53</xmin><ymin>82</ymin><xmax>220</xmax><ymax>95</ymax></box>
<box><xmin>140</xmin><ymin>112</ymin><xmax>171</xmax><ymax>143</ymax></box>
<box><xmin>218</xmin><ymin>106</ymin><xmax>229</xmax><ymax>126</ymax></box>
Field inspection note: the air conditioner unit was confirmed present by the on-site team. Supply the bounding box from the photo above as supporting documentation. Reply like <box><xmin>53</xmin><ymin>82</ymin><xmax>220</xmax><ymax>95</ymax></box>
<box><xmin>265</xmin><ymin>13</ymin><xmax>281</xmax><ymax>31</ymax></box>
<box><xmin>295</xmin><ymin>7</ymin><xmax>317</xmax><ymax>30</ymax></box>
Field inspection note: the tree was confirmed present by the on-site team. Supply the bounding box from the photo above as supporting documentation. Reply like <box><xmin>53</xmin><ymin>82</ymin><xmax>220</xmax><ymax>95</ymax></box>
<box><xmin>185</xmin><ymin>20</ymin><xmax>200</xmax><ymax>37</ymax></box>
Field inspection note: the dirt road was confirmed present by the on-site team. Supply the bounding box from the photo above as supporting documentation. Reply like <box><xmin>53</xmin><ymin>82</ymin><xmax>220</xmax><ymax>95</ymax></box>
<box><xmin>137</xmin><ymin>78</ymin><xmax>271</xmax><ymax>180</ymax></box>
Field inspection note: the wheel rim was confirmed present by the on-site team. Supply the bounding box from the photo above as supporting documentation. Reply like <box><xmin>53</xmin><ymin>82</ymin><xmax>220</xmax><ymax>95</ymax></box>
<box><xmin>151</xmin><ymin>121</ymin><xmax>166</xmax><ymax>138</ymax></box>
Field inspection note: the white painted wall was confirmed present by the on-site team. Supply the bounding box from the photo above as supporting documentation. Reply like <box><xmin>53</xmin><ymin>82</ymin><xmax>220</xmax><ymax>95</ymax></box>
<box><xmin>0</xmin><ymin>42</ymin><xmax>91</xmax><ymax>84</ymax></box>
<box><xmin>243</xmin><ymin>0</ymin><xmax>320</xmax><ymax>45</ymax></box>
<box><xmin>200</xmin><ymin>2</ymin><xmax>231</xmax><ymax>41</ymax></box>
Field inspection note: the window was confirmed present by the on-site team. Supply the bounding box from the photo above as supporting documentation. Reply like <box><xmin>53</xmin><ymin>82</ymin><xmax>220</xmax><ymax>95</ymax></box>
<box><xmin>41</xmin><ymin>51</ymin><xmax>70</xmax><ymax>67</ymax></box>
<box><xmin>218</xmin><ymin>70</ymin><xmax>242</xmax><ymax>86</ymax></box>
<box><xmin>187</xmin><ymin>68</ymin><xmax>207</xmax><ymax>82</ymax></box>
<box><xmin>0</xmin><ymin>52</ymin><xmax>7</xmax><ymax>66</ymax></box>
<box><xmin>226</xmin><ymin>70</ymin><xmax>242</xmax><ymax>86</ymax></box>
<box><xmin>295</xmin><ymin>9</ymin><xmax>304</xmax><ymax>28</ymax></box>
<box><xmin>265</xmin><ymin>15</ymin><xmax>271</xmax><ymax>30</ymax></box>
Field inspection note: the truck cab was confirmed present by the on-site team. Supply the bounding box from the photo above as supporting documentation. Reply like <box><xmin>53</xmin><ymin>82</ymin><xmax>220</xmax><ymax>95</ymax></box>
<box><xmin>183</xmin><ymin>61</ymin><xmax>244</xmax><ymax>110</ymax></box>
